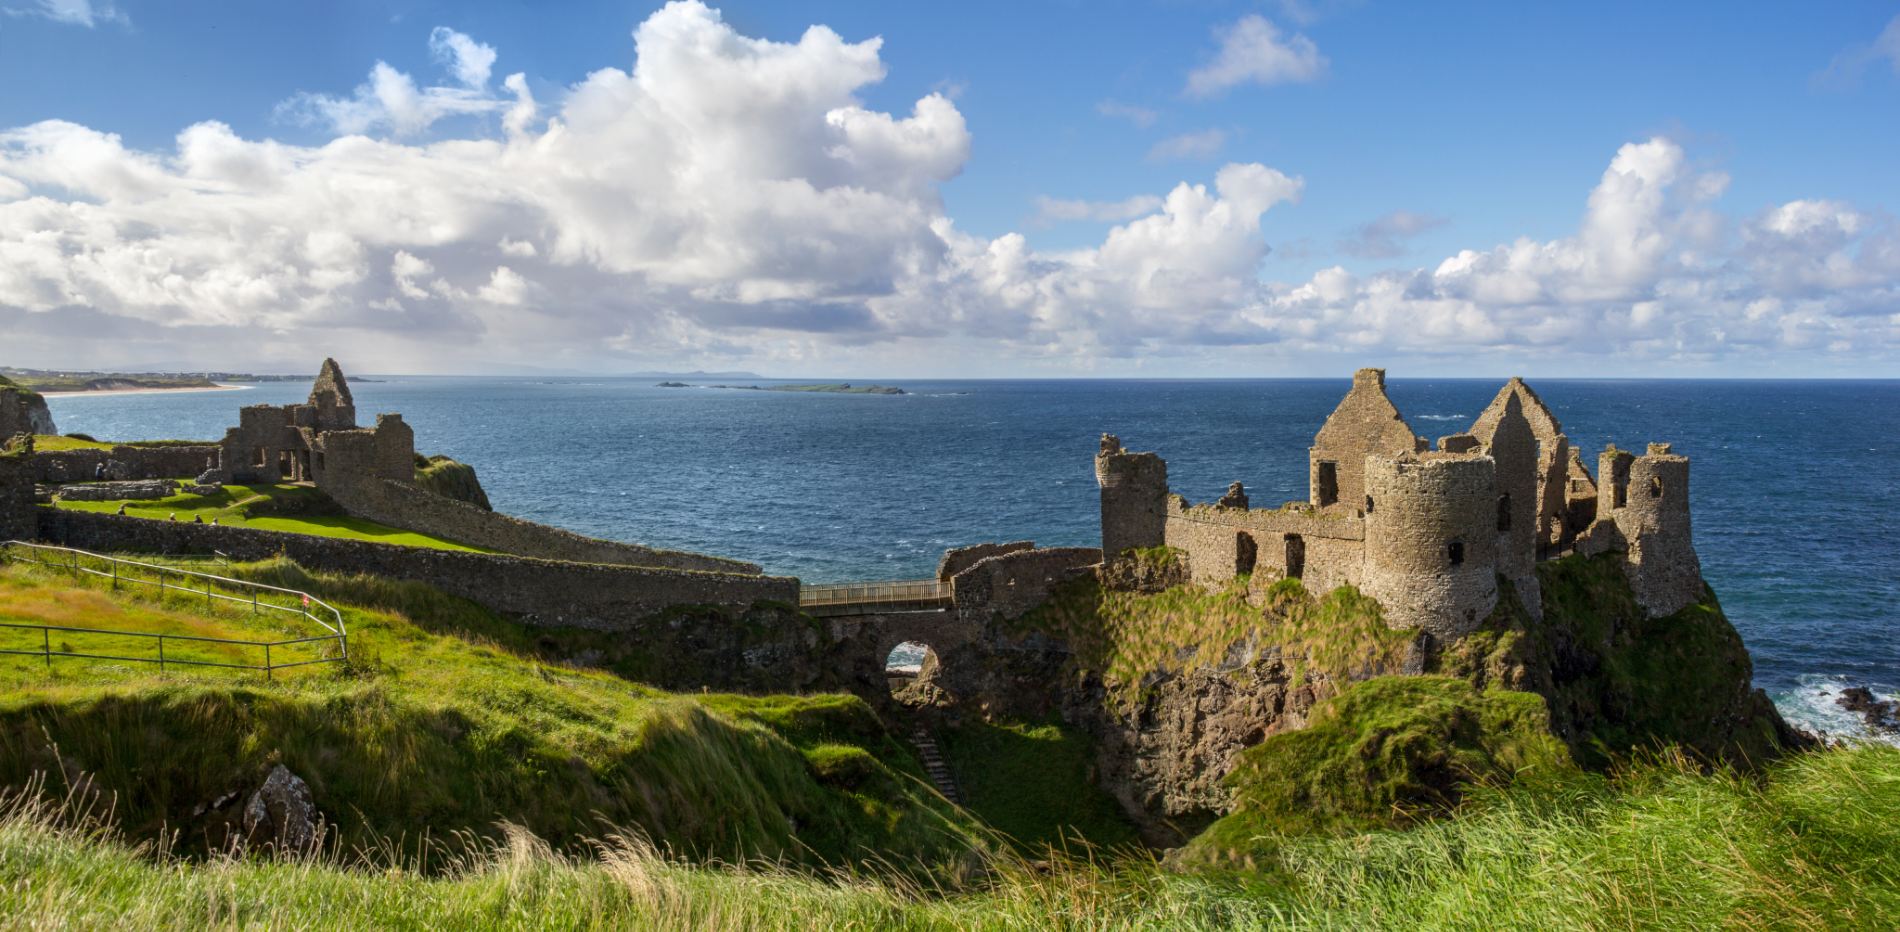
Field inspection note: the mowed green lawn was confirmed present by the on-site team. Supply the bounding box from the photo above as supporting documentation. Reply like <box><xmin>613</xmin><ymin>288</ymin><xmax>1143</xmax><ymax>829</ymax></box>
<box><xmin>52</xmin><ymin>484</ymin><xmax>485</xmax><ymax>552</ymax></box>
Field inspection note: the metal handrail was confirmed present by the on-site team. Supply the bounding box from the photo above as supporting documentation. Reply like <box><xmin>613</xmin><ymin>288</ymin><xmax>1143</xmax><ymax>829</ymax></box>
<box><xmin>798</xmin><ymin>578</ymin><xmax>950</xmax><ymax>614</ymax></box>
<box><xmin>0</xmin><ymin>540</ymin><xmax>348</xmax><ymax>678</ymax></box>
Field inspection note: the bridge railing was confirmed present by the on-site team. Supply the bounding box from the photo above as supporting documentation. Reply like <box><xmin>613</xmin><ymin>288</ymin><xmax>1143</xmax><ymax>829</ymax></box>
<box><xmin>800</xmin><ymin>578</ymin><xmax>949</xmax><ymax>616</ymax></box>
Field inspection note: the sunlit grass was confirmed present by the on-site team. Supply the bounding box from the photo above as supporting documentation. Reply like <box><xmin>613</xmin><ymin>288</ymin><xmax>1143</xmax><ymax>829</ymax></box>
<box><xmin>52</xmin><ymin>483</ymin><xmax>484</xmax><ymax>552</ymax></box>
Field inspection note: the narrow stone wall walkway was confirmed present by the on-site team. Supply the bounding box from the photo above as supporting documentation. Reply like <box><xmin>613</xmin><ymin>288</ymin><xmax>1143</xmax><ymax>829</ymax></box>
<box><xmin>908</xmin><ymin>726</ymin><xmax>959</xmax><ymax>803</ymax></box>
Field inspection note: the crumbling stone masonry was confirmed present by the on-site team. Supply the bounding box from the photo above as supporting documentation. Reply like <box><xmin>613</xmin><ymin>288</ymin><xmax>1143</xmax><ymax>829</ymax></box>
<box><xmin>1095</xmin><ymin>368</ymin><xmax>1705</xmax><ymax>638</ymax></box>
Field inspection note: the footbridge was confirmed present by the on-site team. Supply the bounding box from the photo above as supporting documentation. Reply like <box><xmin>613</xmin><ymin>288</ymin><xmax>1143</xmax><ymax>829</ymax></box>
<box><xmin>799</xmin><ymin>579</ymin><xmax>951</xmax><ymax>617</ymax></box>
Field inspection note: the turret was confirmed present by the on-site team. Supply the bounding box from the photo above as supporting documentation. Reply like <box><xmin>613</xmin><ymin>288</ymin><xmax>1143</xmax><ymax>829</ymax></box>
<box><xmin>1360</xmin><ymin>452</ymin><xmax>1499</xmax><ymax>638</ymax></box>
<box><xmin>1475</xmin><ymin>393</ymin><xmax>1541</xmax><ymax>614</ymax></box>
<box><xmin>1094</xmin><ymin>434</ymin><xmax>1168</xmax><ymax>559</ymax></box>
<box><xmin>1615</xmin><ymin>443</ymin><xmax>1702</xmax><ymax>616</ymax></box>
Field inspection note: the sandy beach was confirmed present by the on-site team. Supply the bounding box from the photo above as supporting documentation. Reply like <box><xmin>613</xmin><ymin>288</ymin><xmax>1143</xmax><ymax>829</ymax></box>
<box><xmin>39</xmin><ymin>383</ymin><xmax>255</xmax><ymax>399</ymax></box>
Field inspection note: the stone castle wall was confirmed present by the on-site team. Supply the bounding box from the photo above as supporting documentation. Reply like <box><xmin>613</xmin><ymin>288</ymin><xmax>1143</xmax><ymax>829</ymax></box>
<box><xmin>29</xmin><ymin>446</ymin><xmax>221</xmax><ymax>484</ymax></box>
<box><xmin>323</xmin><ymin>475</ymin><xmax>761</xmax><ymax>575</ymax></box>
<box><xmin>1602</xmin><ymin>445</ymin><xmax>1702</xmax><ymax>617</ymax></box>
<box><xmin>936</xmin><ymin>540</ymin><xmax>1035</xmax><ymax>580</ymax></box>
<box><xmin>1308</xmin><ymin>368</ymin><xmax>1421</xmax><ymax>514</ymax></box>
<box><xmin>37</xmin><ymin>509</ymin><xmax>794</xmax><ymax>629</ymax></box>
<box><xmin>952</xmin><ymin>546</ymin><xmax>1102</xmax><ymax>627</ymax></box>
<box><xmin>1163</xmin><ymin>499</ymin><xmax>1366</xmax><ymax>590</ymax></box>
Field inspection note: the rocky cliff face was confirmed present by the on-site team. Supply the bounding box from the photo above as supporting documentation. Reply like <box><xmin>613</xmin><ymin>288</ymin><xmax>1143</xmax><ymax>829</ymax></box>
<box><xmin>0</xmin><ymin>379</ymin><xmax>56</xmax><ymax>438</ymax></box>
<box><xmin>933</xmin><ymin>551</ymin><xmax>1801</xmax><ymax>844</ymax></box>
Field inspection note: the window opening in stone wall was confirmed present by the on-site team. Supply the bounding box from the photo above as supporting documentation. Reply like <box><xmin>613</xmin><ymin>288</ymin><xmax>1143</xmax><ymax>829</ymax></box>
<box><xmin>1235</xmin><ymin>532</ymin><xmax>1258</xmax><ymax>576</ymax></box>
<box><xmin>1448</xmin><ymin>540</ymin><xmax>1465</xmax><ymax>567</ymax></box>
<box><xmin>1649</xmin><ymin>476</ymin><xmax>1663</xmax><ymax>498</ymax></box>
<box><xmin>277</xmin><ymin>450</ymin><xmax>292</xmax><ymax>478</ymax></box>
<box><xmin>1285</xmin><ymin>534</ymin><xmax>1306</xmax><ymax>579</ymax></box>
<box><xmin>1497</xmin><ymin>494</ymin><xmax>1512</xmax><ymax>532</ymax></box>
<box><xmin>1613</xmin><ymin>483</ymin><xmax>1627</xmax><ymax>509</ymax></box>
<box><xmin>253</xmin><ymin>447</ymin><xmax>267</xmax><ymax>468</ymax></box>
<box><xmin>1316</xmin><ymin>461</ymin><xmax>1339</xmax><ymax>507</ymax></box>
<box><xmin>1365</xmin><ymin>495</ymin><xmax>1375</xmax><ymax>513</ymax></box>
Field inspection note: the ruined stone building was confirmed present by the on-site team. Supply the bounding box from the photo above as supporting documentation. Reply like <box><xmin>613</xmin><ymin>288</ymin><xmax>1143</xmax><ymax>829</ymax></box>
<box><xmin>215</xmin><ymin>358</ymin><xmax>414</xmax><ymax>489</ymax></box>
<box><xmin>1095</xmin><ymin>368</ymin><xmax>1703</xmax><ymax>638</ymax></box>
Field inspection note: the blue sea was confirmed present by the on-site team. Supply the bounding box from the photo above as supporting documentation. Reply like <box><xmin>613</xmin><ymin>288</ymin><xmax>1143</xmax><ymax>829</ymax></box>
<box><xmin>45</xmin><ymin>377</ymin><xmax>1900</xmax><ymax>740</ymax></box>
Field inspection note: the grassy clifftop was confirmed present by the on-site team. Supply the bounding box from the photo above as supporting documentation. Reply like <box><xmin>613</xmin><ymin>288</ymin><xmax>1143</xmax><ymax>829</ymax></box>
<box><xmin>0</xmin><ymin>558</ymin><xmax>985</xmax><ymax>873</ymax></box>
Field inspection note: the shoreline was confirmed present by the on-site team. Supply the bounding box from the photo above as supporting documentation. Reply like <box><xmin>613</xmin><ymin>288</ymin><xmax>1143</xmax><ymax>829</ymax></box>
<box><xmin>39</xmin><ymin>383</ymin><xmax>255</xmax><ymax>399</ymax></box>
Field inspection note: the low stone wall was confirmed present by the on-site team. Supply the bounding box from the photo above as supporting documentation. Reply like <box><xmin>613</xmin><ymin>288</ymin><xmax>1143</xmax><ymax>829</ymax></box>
<box><xmin>55</xmin><ymin>480</ymin><xmax>177</xmax><ymax>501</ymax></box>
<box><xmin>31</xmin><ymin>446</ymin><xmax>220</xmax><ymax>484</ymax></box>
<box><xmin>952</xmin><ymin>546</ymin><xmax>1102</xmax><ymax>625</ymax></box>
<box><xmin>36</xmin><ymin>509</ymin><xmax>796</xmax><ymax>629</ymax></box>
<box><xmin>323</xmin><ymin>476</ymin><xmax>760</xmax><ymax>575</ymax></box>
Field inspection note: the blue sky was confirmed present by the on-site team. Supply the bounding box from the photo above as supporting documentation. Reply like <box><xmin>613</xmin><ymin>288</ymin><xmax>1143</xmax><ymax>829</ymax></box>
<box><xmin>1</xmin><ymin>1</ymin><xmax>1897</xmax><ymax>376</ymax></box>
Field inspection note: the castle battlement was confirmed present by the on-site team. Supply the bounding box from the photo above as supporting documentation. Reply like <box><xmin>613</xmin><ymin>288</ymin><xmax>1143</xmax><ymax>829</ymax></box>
<box><xmin>1096</xmin><ymin>369</ymin><xmax>1704</xmax><ymax>639</ymax></box>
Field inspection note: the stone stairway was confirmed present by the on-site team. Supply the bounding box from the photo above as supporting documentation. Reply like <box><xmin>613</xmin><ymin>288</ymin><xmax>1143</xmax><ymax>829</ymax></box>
<box><xmin>908</xmin><ymin>726</ymin><xmax>960</xmax><ymax>803</ymax></box>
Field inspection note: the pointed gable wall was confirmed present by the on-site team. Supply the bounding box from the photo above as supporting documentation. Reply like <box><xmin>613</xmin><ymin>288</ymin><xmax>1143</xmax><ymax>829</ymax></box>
<box><xmin>1471</xmin><ymin>377</ymin><xmax>1569</xmax><ymax>554</ymax></box>
<box><xmin>307</xmin><ymin>358</ymin><xmax>357</xmax><ymax>431</ymax></box>
<box><xmin>1309</xmin><ymin>368</ymin><xmax>1420</xmax><ymax>513</ymax></box>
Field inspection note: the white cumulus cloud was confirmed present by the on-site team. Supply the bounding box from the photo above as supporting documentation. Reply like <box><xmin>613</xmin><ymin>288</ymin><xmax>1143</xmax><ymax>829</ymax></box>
<box><xmin>1185</xmin><ymin>15</ymin><xmax>1327</xmax><ymax>97</ymax></box>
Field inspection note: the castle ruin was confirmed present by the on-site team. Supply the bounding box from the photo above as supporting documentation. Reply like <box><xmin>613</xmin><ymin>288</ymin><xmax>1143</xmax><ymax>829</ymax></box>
<box><xmin>1095</xmin><ymin>368</ymin><xmax>1703</xmax><ymax>637</ymax></box>
<box><xmin>214</xmin><ymin>358</ymin><xmax>414</xmax><ymax>490</ymax></box>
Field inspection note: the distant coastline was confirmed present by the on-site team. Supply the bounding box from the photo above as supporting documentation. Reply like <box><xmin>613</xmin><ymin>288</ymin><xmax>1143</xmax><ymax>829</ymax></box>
<box><xmin>40</xmin><ymin>383</ymin><xmax>254</xmax><ymax>398</ymax></box>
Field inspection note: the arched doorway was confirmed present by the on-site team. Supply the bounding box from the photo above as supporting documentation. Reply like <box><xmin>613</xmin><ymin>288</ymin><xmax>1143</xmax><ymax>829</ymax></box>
<box><xmin>886</xmin><ymin>640</ymin><xmax>943</xmax><ymax>707</ymax></box>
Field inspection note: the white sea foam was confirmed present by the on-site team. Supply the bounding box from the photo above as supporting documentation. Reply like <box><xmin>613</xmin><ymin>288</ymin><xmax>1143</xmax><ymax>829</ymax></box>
<box><xmin>1773</xmin><ymin>674</ymin><xmax>1900</xmax><ymax>746</ymax></box>
<box><xmin>1415</xmin><ymin>413</ymin><xmax>1466</xmax><ymax>421</ymax></box>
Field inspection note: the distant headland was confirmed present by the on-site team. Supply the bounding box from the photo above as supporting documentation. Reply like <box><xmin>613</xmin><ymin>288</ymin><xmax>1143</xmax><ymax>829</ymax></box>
<box><xmin>1</xmin><ymin>367</ymin><xmax>352</xmax><ymax>395</ymax></box>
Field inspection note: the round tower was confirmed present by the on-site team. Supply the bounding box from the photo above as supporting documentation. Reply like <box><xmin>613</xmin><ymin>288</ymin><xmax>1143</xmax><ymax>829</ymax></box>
<box><xmin>1094</xmin><ymin>434</ymin><xmax>1169</xmax><ymax>559</ymax></box>
<box><xmin>1361</xmin><ymin>452</ymin><xmax>1499</xmax><ymax>638</ymax></box>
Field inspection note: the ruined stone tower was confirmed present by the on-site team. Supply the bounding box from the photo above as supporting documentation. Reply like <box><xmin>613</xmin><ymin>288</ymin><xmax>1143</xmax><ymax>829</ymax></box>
<box><xmin>1095</xmin><ymin>434</ymin><xmax>1168</xmax><ymax>559</ymax></box>
<box><xmin>1360</xmin><ymin>452</ymin><xmax>1501</xmax><ymax>638</ymax></box>
<box><xmin>1475</xmin><ymin>392</ymin><xmax>1542</xmax><ymax>615</ymax></box>
<box><xmin>1589</xmin><ymin>443</ymin><xmax>1702</xmax><ymax>616</ymax></box>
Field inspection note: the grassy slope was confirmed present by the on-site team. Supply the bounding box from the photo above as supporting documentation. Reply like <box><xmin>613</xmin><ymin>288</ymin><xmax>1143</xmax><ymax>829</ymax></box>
<box><xmin>51</xmin><ymin>484</ymin><xmax>484</xmax><ymax>552</ymax></box>
<box><xmin>935</xmin><ymin>718</ymin><xmax>1141</xmax><ymax>854</ymax></box>
<box><xmin>30</xmin><ymin>435</ymin><xmax>216</xmax><ymax>451</ymax></box>
<box><xmin>2</xmin><ymin>745</ymin><xmax>1897</xmax><ymax>929</ymax></box>
<box><xmin>0</xmin><ymin>559</ymin><xmax>986</xmax><ymax>873</ymax></box>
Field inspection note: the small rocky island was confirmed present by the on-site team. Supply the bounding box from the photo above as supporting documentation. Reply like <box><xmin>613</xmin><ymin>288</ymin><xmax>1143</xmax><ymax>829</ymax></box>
<box><xmin>663</xmin><ymin>382</ymin><xmax>908</xmax><ymax>395</ymax></box>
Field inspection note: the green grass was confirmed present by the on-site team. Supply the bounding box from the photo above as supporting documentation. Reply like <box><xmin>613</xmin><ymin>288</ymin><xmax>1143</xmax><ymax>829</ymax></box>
<box><xmin>935</xmin><ymin>718</ymin><xmax>1141</xmax><ymax>853</ymax></box>
<box><xmin>1014</xmin><ymin>574</ymin><xmax>1415</xmax><ymax>700</ymax></box>
<box><xmin>1185</xmin><ymin>676</ymin><xmax>1577</xmax><ymax>858</ymax></box>
<box><xmin>0</xmin><ymin>558</ymin><xmax>986</xmax><ymax>873</ymax></box>
<box><xmin>413</xmin><ymin>455</ymin><xmax>492</xmax><ymax>510</ymax></box>
<box><xmin>52</xmin><ymin>483</ymin><xmax>485</xmax><ymax>552</ymax></box>
<box><xmin>2</xmin><ymin>744</ymin><xmax>1898</xmax><ymax>929</ymax></box>
<box><xmin>28</xmin><ymin>435</ymin><xmax>217</xmax><ymax>452</ymax></box>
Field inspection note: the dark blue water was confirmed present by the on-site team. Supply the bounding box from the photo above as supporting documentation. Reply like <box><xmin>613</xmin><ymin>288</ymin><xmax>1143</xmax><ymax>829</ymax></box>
<box><xmin>45</xmin><ymin>378</ymin><xmax>1900</xmax><ymax>738</ymax></box>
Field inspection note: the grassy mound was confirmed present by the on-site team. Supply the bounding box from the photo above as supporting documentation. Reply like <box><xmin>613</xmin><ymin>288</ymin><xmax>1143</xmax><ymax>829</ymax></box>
<box><xmin>52</xmin><ymin>484</ymin><xmax>482</xmax><ymax>552</ymax></box>
<box><xmin>3</xmin><ymin>744</ymin><xmax>1898</xmax><ymax>928</ymax></box>
<box><xmin>1445</xmin><ymin>551</ymin><xmax>1797</xmax><ymax>767</ymax></box>
<box><xmin>1185</xmin><ymin>676</ymin><xmax>1577</xmax><ymax>860</ymax></box>
<box><xmin>413</xmin><ymin>455</ymin><xmax>492</xmax><ymax>511</ymax></box>
<box><xmin>0</xmin><ymin>558</ymin><xmax>985</xmax><ymax>873</ymax></box>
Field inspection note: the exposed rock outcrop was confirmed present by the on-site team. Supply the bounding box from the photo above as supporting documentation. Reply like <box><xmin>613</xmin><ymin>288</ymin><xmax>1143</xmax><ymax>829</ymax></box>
<box><xmin>242</xmin><ymin>764</ymin><xmax>322</xmax><ymax>852</ymax></box>
<box><xmin>0</xmin><ymin>377</ymin><xmax>56</xmax><ymax>438</ymax></box>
